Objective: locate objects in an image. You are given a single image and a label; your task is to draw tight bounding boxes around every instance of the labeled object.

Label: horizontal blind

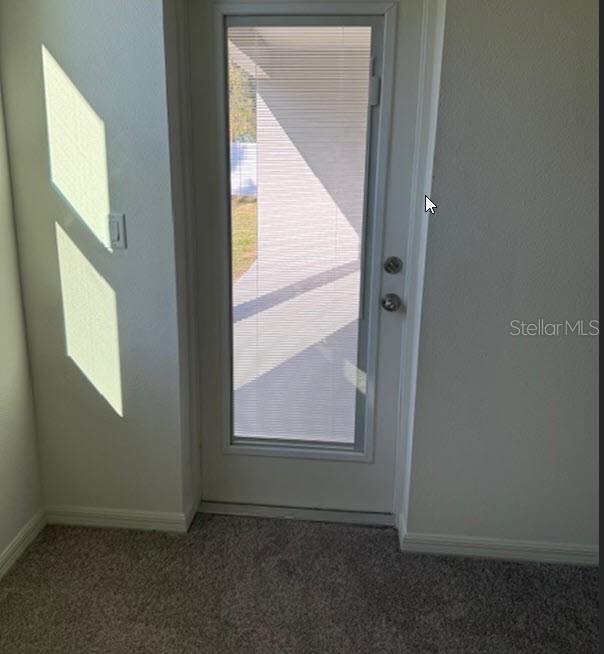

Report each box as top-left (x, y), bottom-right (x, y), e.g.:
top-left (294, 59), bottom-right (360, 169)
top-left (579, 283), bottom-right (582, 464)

top-left (228, 26), bottom-right (372, 443)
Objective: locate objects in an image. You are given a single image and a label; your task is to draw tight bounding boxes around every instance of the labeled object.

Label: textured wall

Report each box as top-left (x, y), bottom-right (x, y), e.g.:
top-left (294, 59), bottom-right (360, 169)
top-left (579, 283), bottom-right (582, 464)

top-left (409, 0), bottom-right (599, 544)
top-left (0, 0), bottom-right (188, 515)
top-left (0, 80), bottom-right (42, 556)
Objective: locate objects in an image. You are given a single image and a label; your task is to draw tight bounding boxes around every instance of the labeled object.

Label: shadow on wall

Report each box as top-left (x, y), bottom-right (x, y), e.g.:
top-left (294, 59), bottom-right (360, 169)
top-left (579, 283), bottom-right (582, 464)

top-left (42, 45), bottom-right (123, 417)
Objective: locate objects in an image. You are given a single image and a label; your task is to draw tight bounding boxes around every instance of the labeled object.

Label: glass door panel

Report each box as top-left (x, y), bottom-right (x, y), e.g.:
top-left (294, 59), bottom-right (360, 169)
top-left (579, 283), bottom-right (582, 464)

top-left (227, 25), bottom-right (373, 444)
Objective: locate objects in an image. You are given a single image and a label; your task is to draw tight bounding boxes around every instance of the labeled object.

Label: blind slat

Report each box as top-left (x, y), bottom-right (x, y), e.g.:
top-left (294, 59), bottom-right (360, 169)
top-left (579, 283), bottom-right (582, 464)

top-left (229, 26), bottom-right (372, 443)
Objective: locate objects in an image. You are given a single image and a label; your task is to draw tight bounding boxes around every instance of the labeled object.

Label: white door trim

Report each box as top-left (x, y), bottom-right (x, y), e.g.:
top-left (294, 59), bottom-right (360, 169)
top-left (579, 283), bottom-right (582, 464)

top-left (392, 0), bottom-right (447, 541)
top-left (162, 0), bottom-right (204, 523)
top-left (213, 0), bottom-right (398, 13)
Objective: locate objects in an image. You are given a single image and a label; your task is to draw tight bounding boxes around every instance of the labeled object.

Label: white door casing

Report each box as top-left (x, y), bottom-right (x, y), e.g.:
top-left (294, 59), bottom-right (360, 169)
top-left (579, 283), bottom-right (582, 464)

top-left (184, 0), bottom-right (446, 523)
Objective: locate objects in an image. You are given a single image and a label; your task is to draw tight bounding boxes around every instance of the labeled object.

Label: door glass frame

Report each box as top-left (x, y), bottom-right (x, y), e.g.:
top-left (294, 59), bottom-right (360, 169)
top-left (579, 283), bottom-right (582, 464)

top-left (215, 9), bottom-right (392, 462)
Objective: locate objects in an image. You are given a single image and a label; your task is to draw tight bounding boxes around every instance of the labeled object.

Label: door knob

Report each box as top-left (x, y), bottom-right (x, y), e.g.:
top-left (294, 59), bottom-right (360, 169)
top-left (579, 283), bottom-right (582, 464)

top-left (381, 293), bottom-right (402, 312)
top-left (383, 256), bottom-right (403, 274)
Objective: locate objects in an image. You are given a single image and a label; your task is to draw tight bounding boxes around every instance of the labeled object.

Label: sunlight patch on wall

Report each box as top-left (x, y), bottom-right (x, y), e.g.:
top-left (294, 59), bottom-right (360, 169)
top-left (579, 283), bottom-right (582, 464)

top-left (43, 46), bottom-right (110, 248)
top-left (56, 224), bottom-right (123, 416)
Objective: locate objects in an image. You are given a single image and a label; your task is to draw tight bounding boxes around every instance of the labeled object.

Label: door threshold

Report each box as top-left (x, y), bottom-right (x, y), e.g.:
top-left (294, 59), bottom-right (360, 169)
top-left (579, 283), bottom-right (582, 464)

top-left (199, 502), bottom-right (395, 527)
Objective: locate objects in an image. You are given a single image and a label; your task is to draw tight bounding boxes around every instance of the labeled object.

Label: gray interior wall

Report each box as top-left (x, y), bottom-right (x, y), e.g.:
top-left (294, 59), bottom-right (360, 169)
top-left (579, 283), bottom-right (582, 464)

top-left (408, 0), bottom-right (599, 545)
top-left (0, 0), bottom-right (189, 516)
top-left (0, 0), bottom-right (597, 548)
top-left (0, 78), bottom-right (42, 556)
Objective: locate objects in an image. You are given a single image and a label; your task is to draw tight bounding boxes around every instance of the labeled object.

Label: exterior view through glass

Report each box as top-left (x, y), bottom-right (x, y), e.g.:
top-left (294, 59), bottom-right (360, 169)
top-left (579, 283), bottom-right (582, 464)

top-left (227, 25), bottom-right (372, 443)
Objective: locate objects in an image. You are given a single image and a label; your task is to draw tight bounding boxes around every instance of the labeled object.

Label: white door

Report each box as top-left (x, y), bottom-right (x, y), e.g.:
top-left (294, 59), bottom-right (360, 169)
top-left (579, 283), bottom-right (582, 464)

top-left (200, 9), bottom-right (404, 520)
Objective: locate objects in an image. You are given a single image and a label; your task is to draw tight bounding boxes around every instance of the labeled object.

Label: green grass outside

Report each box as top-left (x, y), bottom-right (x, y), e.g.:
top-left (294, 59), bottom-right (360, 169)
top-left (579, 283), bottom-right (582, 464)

top-left (231, 196), bottom-right (257, 281)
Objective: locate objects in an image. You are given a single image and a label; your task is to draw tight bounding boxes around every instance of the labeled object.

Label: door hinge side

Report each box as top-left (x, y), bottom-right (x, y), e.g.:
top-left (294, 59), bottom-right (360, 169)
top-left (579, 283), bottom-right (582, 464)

top-left (369, 55), bottom-right (381, 106)
top-left (370, 74), bottom-right (381, 106)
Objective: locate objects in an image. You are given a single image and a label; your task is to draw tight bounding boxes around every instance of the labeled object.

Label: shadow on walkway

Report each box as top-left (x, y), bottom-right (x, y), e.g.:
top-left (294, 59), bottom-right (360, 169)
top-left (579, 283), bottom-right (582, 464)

top-left (233, 260), bottom-right (359, 322)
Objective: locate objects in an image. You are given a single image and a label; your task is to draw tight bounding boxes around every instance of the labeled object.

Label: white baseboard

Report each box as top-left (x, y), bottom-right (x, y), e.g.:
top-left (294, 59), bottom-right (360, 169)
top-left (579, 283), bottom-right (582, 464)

top-left (4, 506), bottom-right (596, 577)
top-left (0, 509), bottom-right (46, 581)
top-left (394, 510), bottom-right (407, 535)
top-left (199, 501), bottom-right (395, 527)
top-left (45, 505), bottom-right (190, 533)
top-left (401, 531), bottom-right (599, 566)
top-left (184, 497), bottom-right (200, 530)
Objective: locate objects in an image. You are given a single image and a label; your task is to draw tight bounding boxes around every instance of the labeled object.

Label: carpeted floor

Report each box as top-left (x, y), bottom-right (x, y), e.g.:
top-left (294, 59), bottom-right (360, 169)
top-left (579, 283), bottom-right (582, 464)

top-left (0, 515), bottom-right (598, 653)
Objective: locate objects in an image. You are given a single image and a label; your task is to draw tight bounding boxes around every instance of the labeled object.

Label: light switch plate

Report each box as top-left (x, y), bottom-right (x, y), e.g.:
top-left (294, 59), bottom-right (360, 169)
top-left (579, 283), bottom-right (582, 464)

top-left (109, 213), bottom-right (127, 249)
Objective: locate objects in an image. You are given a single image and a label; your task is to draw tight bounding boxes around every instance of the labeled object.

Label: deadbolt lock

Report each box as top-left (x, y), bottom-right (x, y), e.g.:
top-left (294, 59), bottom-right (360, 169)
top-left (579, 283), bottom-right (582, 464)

top-left (383, 256), bottom-right (403, 274)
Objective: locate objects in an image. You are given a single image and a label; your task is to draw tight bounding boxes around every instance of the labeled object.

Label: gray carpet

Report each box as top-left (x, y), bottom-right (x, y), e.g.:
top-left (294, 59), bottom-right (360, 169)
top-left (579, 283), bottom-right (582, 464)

top-left (0, 515), bottom-right (598, 653)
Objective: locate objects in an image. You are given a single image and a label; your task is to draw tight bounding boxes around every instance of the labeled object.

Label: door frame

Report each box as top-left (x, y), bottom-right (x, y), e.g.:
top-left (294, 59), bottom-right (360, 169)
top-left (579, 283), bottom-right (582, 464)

top-left (163, 0), bottom-right (447, 530)
top-left (215, 6), bottom-right (397, 462)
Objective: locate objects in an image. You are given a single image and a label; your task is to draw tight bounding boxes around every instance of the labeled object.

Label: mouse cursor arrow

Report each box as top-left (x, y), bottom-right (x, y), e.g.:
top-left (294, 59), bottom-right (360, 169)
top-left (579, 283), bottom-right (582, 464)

top-left (425, 195), bottom-right (437, 214)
